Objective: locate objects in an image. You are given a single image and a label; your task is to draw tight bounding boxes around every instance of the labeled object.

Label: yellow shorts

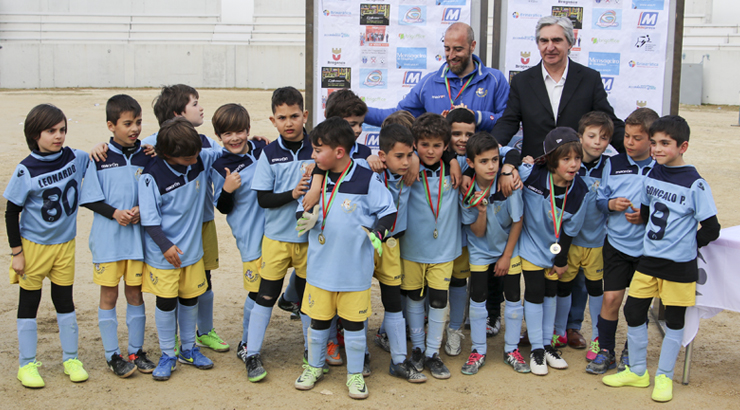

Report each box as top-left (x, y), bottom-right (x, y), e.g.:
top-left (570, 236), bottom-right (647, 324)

top-left (242, 258), bottom-right (262, 293)
top-left (141, 258), bottom-right (207, 299)
top-left (302, 283), bottom-right (372, 322)
top-left (260, 237), bottom-right (307, 281)
top-left (93, 260), bottom-right (144, 287)
top-left (563, 245), bottom-right (604, 282)
top-left (470, 256), bottom-right (523, 276)
top-left (401, 259), bottom-right (454, 291)
top-left (9, 238), bottom-right (75, 290)
top-left (628, 271), bottom-right (696, 307)
top-left (451, 247), bottom-right (471, 279)
top-left (521, 258), bottom-right (557, 280)
top-left (202, 220), bottom-right (219, 271)
top-left (373, 241), bottom-right (402, 286)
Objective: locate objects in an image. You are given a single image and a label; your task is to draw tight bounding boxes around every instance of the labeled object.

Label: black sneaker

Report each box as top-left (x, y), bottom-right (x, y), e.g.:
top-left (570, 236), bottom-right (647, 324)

top-left (410, 347), bottom-right (425, 372)
top-left (425, 353), bottom-right (451, 379)
top-left (389, 359), bottom-right (427, 383)
top-left (236, 341), bottom-right (248, 364)
top-left (277, 294), bottom-right (299, 314)
top-left (362, 353), bottom-right (371, 377)
top-left (246, 354), bottom-right (267, 382)
top-left (108, 353), bottom-right (137, 378)
top-left (618, 348), bottom-right (629, 372)
top-left (586, 349), bottom-right (616, 374)
top-left (128, 349), bottom-right (156, 374)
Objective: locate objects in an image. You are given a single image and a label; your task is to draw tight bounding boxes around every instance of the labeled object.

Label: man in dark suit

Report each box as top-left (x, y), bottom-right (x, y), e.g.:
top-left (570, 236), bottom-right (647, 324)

top-left (493, 16), bottom-right (625, 158)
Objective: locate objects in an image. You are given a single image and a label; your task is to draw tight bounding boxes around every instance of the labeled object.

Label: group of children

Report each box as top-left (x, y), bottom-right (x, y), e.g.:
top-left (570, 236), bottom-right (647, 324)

top-left (5, 84), bottom-right (719, 403)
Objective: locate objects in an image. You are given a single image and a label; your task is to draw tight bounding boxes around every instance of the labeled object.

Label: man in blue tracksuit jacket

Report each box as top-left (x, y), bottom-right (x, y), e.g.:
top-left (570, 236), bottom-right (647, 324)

top-left (364, 23), bottom-right (509, 132)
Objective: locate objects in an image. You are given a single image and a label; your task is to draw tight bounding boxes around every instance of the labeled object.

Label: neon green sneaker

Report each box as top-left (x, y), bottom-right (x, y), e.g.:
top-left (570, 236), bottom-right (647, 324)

top-left (294, 364), bottom-right (324, 390)
top-left (63, 358), bottom-right (89, 383)
top-left (602, 366), bottom-right (649, 388)
top-left (652, 374), bottom-right (673, 402)
top-left (347, 373), bottom-right (369, 400)
top-left (17, 361), bottom-right (44, 388)
top-left (196, 328), bottom-right (230, 352)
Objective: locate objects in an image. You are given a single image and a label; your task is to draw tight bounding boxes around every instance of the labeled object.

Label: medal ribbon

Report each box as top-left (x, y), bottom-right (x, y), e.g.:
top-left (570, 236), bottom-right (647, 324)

top-left (421, 160), bottom-right (445, 225)
top-left (384, 170), bottom-right (402, 232)
top-left (444, 67), bottom-right (476, 109)
top-left (463, 174), bottom-right (496, 209)
top-left (548, 173), bottom-right (568, 242)
top-left (320, 160), bottom-right (353, 233)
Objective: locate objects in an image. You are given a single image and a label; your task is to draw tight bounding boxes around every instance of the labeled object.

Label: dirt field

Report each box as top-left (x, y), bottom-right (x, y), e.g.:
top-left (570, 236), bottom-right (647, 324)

top-left (0, 89), bottom-right (738, 409)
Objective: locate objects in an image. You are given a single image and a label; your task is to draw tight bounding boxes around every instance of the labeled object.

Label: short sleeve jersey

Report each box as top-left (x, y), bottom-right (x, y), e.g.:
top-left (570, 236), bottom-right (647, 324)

top-left (572, 155), bottom-right (608, 248)
top-left (80, 139), bottom-right (151, 263)
top-left (138, 149), bottom-right (221, 269)
top-left (4, 147), bottom-right (89, 245)
top-left (381, 169), bottom-right (411, 236)
top-left (250, 133), bottom-right (314, 243)
top-left (211, 141), bottom-right (267, 262)
top-left (518, 163), bottom-right (589, 269)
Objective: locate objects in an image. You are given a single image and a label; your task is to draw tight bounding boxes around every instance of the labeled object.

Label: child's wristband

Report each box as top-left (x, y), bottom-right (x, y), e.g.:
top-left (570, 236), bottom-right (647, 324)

top-left (11, 249), bottom-right (23, 256)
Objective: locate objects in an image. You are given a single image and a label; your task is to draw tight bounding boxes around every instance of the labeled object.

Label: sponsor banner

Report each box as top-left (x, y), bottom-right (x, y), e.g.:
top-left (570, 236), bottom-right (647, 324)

top-left (360, 68), bottom-right (389, 88)
top-left (360, 4), bottom-right (391, 25)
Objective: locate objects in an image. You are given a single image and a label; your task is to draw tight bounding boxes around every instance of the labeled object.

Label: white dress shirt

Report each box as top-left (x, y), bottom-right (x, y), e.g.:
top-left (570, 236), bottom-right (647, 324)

top-left (542, 59), bottom-right (570, 124)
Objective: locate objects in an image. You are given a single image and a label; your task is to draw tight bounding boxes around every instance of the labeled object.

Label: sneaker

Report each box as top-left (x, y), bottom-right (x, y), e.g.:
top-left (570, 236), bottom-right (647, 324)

top-left (63, 358), bottom-right (89, 383)
top-left (586, 338), bottom-right (600, 362)
top-left (347, 373), bottom-right (369, 400)
top-left (294, 364), bottom-right (323, 390)
top-left (652, 374), bottom-right (673, 402)
top-left (618, 348), bottom-right (630, 372)
top-left (586, 349), bottom-right (616, 374)
top-left (17, 361), bottom-right (44, 388)
top-left (236, 341), bottom-right (248, 364)
top-left (602, 366), bottom-right (650, 388)
top-left (303, 350), bottom-right (330, 374)
top-left (290, 312), bottom-right (300, 320)
top-left (374, 331), bottom-right (391, 353)
top-left (444, 327), bottom-right (464, 356)
top-left (552, 332), bottom-right (568, 348)
top-left (410, 347), bottom-right (425, 372)
top-left (196, 328), bottom-right (230, 352)
top-left (461, 350), bottom-right (486, 375)
top-left (178, 346), bottom-right (214, 369)
top-left (326, 341), bottom-right (343, 366)
top-left (425, 353), bottom-right (451, 379)
top-left (129, 349), bottom-right (156, 373)
top-left (486, 316), bottom-right (501, 337)
top-left (246, 354), bottom-right (267, 382)
top-left (530, 349), bottom-right (548, 376)
top-left (389, 359), bottom-right (427, 383)
top-left (362, 353), bottom-right (371, 377)
top-left (107, 353), bottom-right (137, 378)
top-left (152, 354), bottom-right (177, 381)
top-left (544, 345), bottom-right (568, 369)
top-left (504, 349), bottom-right (531, 373)
top-left (277, 293), bottom-right (299, 314)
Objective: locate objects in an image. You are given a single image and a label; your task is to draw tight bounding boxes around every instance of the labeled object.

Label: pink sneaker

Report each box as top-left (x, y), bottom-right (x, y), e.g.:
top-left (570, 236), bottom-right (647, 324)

top-left (586, 338), bottom-right (600, 362)
top-left (551, 332), bottom-right (568, 348)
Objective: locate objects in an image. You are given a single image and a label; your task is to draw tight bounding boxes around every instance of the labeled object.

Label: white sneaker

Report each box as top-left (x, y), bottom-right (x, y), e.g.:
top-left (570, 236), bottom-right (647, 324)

top-left (444, 327), bottom-right (464, 356)
top-left (530, 349), bottom-right (548, 376)
top-left (544, 345), bottom-right (568, 369)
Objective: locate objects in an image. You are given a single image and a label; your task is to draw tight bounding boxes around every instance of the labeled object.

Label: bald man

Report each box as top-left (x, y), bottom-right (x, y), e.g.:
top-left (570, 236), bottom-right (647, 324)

top-left (364, 23), bottom-right (509, 132)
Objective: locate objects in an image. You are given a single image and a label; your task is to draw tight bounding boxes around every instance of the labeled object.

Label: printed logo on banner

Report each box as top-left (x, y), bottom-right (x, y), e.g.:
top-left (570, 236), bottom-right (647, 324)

top-left (402, 71), bottom-right (422, 87)
top-left (398, 33), bottom-right (426, 41)
top-left (588, 52), bottom-right (620, 75)
top-left (512, 35), bottom-right (536, 41)
top-left (602, 76), bottom-right (614, 92)
top-left (636, 100), bottom-right (648, 108)
top-left (591, 37), bottom-right (620, 45)
top-left (323, 10), bottom-right (352, 17)
top-left (442, 8), bottom-right (461, 23)
top-left (628, 60), bottom-right (660, 69)
top-left (435, 54), bottom-right (444, 61)
top-left (632, 0), bottom-right (663, 9)
top-left (332, 48), bottom-right (341, 61)
top-left (362, 26), bottom-right (389, 46)
top-left (633, 33), bottom-right (660, 52)
top-left (360, 69), bottom-right (388, 88)
top-left (592, 9), bottom-right (621, 29)
top-left (511, 11), bottom-right (544, 20)
top-left (512, 0), bottom-right (542, 4)
top-left (552, 6), bottom-right (583, 29)
top-left (436, 0), bottom-right (465, 5)
top-left (637, 12), bottom-right (658, 28)
top-left (361, 49), bottom-right (388, 67)
top-left (520, 51), bottom-right (531, 65)
top-left (360, 4), bottom-right (390, 25)
top-left (396, 47), bottom-right (427, 69)
top-left (360, 132), bottom-right (380, 151)
top-left (628, 84), bottom-right (657, 91)
top-left (321, 67), bottom-right (351, 89)
top-left (594, 0), bottom-right (623, 7)
top-left (360, 96), bottom-right (387, 104)
top-left (324, 32), bottom-right (351, 39)
top-left (399, 5), bottom-right (426, 25)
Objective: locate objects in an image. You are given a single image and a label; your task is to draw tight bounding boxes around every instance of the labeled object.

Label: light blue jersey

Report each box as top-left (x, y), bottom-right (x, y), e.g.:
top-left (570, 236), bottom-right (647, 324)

top-left (211, 141), bottom-right (267, 262)
top-left (518, 163), bottom-right (588, 269)
top-left (382, 169), bottom-right (411, 236)
top-left (4, 147), bottom-right (89, 245)
top-left (251, 133), bottom-right (314, 243)
top-left (138, 149), bottom-right (221, 269)
top-left (80, 140), bottom-right (150, 263)
top-left (572, 156), bottom-right (608, 249)
top-left (596, 153), bottom-right (655, 257)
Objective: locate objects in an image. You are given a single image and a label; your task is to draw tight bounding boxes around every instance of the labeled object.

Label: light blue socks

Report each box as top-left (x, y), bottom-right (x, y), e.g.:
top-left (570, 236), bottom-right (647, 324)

top-left (98, 307), bottom-right (119, 361)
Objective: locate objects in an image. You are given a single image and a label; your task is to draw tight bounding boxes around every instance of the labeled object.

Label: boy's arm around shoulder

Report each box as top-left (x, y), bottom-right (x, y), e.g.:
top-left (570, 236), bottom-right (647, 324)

top-left (693, 178), bottom-right (720, 247)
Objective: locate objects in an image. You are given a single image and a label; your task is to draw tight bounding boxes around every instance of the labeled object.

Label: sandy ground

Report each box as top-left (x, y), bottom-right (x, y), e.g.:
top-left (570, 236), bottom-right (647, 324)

top-left (0, 89), bottom-right (738, 409)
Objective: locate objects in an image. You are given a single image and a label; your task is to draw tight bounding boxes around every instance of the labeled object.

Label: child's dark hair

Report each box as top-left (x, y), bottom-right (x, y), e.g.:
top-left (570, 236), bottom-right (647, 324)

top-left (212, 103), bottom-right (250, 137)
top-left (155, 117), bottom-right (202, 158)
top-left (379, 124), bottom-right (415, 153)
top-left (24, 104), bottom-right (66, 151)
top-left (625, 107), bottom-right (659, 135)
top-left (325, 89), bottom-right (368, 119)
top-left (309, 116), bottom-right (355, 153)
top-left (578, 111), bottom-right (614, 140)
top-left (106, 94), bottom-right (142, 125)
top-left (446, 108), bottom-right (475, 126)
top-left (381, 110), bottom-right (414, 130)
top-left (152, 84), bottom-right (199, 126)
top-left (649, 115), bottom-right (690, 144)
top-left (545, 142), bottom-right (583, 173)
top-left (466, 132), bottom-right (500, 160)
top-left (271, 86), bottom-right (304, 113)
top-left (411, 113), bottom-right (451, 145)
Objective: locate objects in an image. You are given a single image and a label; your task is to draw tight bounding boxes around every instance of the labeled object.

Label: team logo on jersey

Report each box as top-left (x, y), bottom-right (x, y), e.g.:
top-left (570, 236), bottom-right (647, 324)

top-left (476, 87), bottom-right (487, 97)
top-left (341, 199), bottom-right (357, 213)
top-left (195, 180), bottom-right (200, 191)
top-left (444, 177), bottom-right (451, 191)
top-left (261, 261), bottom-right (266, 269)
top-left (244, 269), bottom-right (256, 282)
top-left (308, 293), bottom-right (315, 308)
top-left (17, 169), bottom-right (24, 177)
top-left (493, 203), bottom-right (503, 214)
top-left (590, 180), bottom-right (601, 192)
top-left (198, 279), bottom-right (206, 288)
top-left (698, 182), bottom-right (705, 191)
top-left (145, 177), bottom-right (151, 187)
top-left (149, 271), bottom-right (158, 285)
top-left (94, 264), bottom-right (105, 275)
top-left (300, 163), bottom-right (310, 174)
top-left (134, 168), bottom-right (143, 180)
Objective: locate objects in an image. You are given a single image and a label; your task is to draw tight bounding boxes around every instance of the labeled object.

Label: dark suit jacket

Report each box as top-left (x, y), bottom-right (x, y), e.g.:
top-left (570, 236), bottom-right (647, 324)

top-left (493, 59), bottom-right (625, 158)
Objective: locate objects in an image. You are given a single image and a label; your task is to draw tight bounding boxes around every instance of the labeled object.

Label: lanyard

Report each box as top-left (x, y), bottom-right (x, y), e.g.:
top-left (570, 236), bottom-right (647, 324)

top-left (463, 174), bottom-right (496, 209)
top-left (548, 173), bottom-right (568, 242)
top-left (444, 65), bottom-right (476, 108)
top-left (383, 171), bottom-right (402, 232)
top-left (421, 161), bottom-right (445, 225)
top-left (320, 160), bottom-right (353, 233)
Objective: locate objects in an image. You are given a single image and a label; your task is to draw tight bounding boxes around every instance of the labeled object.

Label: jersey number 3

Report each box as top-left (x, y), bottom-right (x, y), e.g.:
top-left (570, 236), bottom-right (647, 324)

top-left (42, 180), bottom-right (79, 222)
top-left (647, 202), bottom-right (669, 241)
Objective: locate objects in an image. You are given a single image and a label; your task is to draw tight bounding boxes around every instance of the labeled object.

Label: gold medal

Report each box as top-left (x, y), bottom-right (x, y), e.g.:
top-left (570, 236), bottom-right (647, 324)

top-left (387, 237), bottom-right (397, 248)
top-left (318, 233), bottom-right (326, 245)
top-left (550, 243), bottom-right (561, 255)
top-left (433, 228), bottom-right (439, 239)
top-left (481, 198), bottom-right (489, 206)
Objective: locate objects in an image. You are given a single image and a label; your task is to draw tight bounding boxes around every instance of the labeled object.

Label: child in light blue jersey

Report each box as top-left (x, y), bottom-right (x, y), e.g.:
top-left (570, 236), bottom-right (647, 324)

top-left (138, 118), bottom-right (223, 381)
top-left (5, 104), bottom-right (90, 388)
top-left (80, 95), bottom-right (155, 378)
top-left (603, 115), bottom-right (719, 403)
top-left (460, 132), bottom-right (524, 375)
top-left (209, 103), bottom-right (268, 382)
top-left (293, 117), bottom-right (396, 399)
top-left (518, 127), bottom-right (589, 376)
top-left (589, 108), bottom-right (658, 375)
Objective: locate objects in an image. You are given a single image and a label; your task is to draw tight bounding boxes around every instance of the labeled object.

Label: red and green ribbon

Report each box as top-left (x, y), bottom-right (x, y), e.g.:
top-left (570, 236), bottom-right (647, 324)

top-left (320, 160), bottom-right (353, 233)
top-left (421, 160), bottom-right (446, 225)
top-left (463, 174), bottom-right (495, 209)
top-left (548, 173), bottom-right (568, 241)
